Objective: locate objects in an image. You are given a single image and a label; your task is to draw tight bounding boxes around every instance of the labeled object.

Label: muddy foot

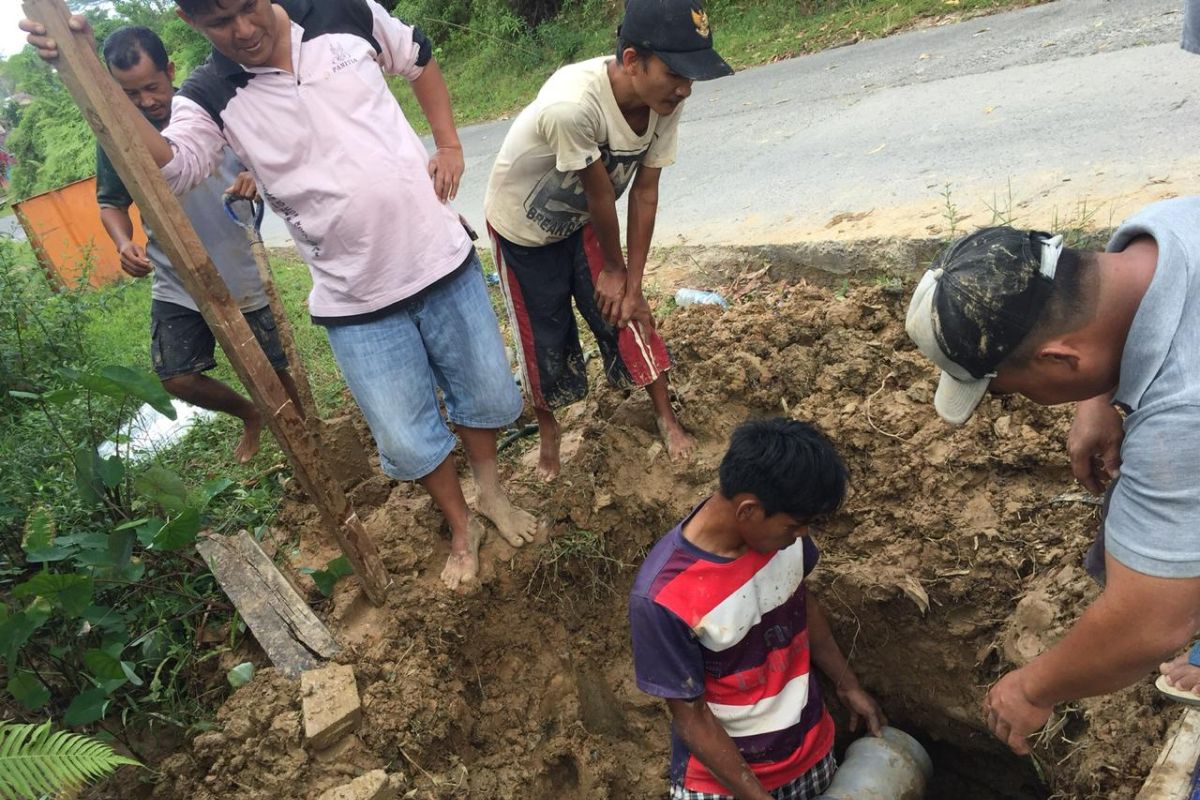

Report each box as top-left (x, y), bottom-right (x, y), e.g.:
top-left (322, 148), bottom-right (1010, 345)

top-left (1160, 650), bottom-right (1200, 693)
top-left (657, 417), bottom-right (696, 462)
top-left (234, 414), bottom-right (264, 464)
top-left (441, 515), bottom-right (485, 592)
top-left (477, 491), bottom-right (538, 547)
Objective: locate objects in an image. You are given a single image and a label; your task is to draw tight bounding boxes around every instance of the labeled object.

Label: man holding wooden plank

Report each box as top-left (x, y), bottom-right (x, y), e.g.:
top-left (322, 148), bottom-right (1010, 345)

top-left (95, 25), bottom-right (302, 464)
top-left (22, 0), bottom-right (537, 592)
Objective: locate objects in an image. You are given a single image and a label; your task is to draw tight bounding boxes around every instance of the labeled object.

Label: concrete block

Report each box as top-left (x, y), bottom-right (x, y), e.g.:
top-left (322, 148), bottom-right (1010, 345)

top-left (301, 664), bottom-right (361, 751)
top-left (317, 770), bottom-right (396, 800)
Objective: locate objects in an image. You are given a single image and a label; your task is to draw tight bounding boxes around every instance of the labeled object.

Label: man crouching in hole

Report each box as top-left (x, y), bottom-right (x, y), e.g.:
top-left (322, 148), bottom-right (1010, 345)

top-left (629, 417), bottom-right (885, 800)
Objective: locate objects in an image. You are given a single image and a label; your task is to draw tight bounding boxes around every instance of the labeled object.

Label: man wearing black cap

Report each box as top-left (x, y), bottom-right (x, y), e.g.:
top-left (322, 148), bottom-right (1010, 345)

top-left (484, 0), bottom-right (733, 480)
top-left (905, 196), bottom-right (1200, 754)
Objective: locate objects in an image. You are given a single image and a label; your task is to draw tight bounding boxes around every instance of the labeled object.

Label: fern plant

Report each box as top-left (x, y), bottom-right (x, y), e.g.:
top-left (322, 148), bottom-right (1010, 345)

top-left (0, 721), bottom-right (140, 800)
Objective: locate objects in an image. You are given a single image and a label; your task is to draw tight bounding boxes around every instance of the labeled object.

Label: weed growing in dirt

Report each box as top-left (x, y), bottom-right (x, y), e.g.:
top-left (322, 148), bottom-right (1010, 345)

top-left (525, 529), bottom-right (633, 609)
top-left (1050, 199), bottom-right (1113, 251)
top-left (986, 178), bottom-right (1019, 228)
top-left (940, 182), bottom-right (962, 238)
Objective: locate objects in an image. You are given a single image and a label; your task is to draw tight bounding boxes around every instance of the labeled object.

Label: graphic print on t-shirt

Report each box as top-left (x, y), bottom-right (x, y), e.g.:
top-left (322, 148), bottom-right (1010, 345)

top-left (522, 145), bottom-right (648, 239)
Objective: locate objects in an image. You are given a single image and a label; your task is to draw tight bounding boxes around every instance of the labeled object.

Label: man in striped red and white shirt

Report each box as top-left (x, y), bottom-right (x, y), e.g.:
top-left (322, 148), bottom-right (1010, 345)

top-left (629, 418), bottom-right (885, 800)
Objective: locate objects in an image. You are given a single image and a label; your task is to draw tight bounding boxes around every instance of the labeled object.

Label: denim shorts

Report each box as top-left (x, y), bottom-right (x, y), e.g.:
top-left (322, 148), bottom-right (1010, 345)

top-left (151, 299), bottom-right (287, 380)
top-left (324, 253), bottom-right (523, 480)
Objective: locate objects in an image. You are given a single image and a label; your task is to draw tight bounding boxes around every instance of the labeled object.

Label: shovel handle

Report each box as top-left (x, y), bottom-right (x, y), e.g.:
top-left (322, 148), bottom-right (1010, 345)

top-left (222, 192), bottom-right (266, 234)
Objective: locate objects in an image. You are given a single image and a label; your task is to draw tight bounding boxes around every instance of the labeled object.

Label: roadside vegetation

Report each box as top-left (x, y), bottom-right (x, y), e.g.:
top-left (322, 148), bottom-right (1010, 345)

top-left (0, 238), bottom-right (338, 768)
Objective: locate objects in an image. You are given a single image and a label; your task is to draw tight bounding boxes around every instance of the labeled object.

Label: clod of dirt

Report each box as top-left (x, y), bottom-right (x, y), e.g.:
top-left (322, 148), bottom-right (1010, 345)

top-left (316, 769), bottom-right (400, 800)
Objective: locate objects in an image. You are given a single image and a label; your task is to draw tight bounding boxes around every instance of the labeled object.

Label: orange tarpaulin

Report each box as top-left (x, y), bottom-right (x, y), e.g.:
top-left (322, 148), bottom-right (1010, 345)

top-left (14, 175), bottom-right (147, 289)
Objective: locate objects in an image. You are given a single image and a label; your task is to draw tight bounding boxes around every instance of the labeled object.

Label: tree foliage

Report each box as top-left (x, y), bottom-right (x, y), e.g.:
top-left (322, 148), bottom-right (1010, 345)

top-left (1, 0), bottom-right (208, 200)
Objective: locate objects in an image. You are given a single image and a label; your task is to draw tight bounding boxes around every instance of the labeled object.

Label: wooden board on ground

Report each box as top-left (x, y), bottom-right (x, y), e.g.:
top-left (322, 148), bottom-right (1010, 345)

top-left (1136, 708), bottom-right (1200, 799)
top-left (198, 531), bottom-right (339, 677)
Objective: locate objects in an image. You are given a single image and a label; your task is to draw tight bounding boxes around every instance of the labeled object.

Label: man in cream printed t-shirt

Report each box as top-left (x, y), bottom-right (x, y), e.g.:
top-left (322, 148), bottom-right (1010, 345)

top-left (485, 0), bottom-right (733, 481)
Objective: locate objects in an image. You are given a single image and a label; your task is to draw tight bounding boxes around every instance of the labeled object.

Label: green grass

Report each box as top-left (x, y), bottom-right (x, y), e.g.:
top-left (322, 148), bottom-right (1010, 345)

top-left (74, 253), bottom-right (344, 503)
top-left (81, 255), bottom-right (342, 415)
top-left (394, 0), bottom-right (1046, 130)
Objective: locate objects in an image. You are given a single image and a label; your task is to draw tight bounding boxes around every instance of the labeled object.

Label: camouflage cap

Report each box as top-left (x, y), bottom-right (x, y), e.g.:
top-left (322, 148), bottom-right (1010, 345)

top-left (905, 227), bottom-right (1064, 424)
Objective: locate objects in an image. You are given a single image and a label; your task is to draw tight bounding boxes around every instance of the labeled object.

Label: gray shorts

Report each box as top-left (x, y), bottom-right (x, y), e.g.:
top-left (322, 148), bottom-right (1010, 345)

top-left (150, 299), bottom-right (287, 380)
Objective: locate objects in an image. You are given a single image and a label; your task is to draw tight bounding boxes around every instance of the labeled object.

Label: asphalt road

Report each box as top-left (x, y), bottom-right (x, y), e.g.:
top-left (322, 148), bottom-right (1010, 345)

top-left (0, 213), bottom-right (23, 241)
top-left (431, 0), bottom-right (1197, 249)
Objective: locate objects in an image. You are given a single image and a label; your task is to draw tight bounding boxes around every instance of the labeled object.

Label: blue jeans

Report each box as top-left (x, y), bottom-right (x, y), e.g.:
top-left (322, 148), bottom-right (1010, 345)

top-left (325, 254), bottom-right (523, 480)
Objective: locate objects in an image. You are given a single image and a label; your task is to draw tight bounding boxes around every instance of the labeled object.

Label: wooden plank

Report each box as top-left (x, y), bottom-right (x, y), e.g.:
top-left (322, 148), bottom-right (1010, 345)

top-left (197, 532), bottom-right (338, 677)
top-left (1136, 708), bottom-right (1200, 800)
top-left (25, 0), bottom-right (390, 604)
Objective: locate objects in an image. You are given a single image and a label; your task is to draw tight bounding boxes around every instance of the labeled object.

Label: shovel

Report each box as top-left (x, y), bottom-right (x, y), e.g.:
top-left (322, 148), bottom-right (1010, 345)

top-left (223, 193), bottom-right (319, 421)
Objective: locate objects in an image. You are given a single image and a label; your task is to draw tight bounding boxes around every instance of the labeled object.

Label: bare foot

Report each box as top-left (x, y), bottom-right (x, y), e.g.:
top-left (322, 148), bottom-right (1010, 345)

top-left (477, 490), bottom-right (538, 547)
top-left (441, 515), bottom-right (485, 592)
top-left (657, 417), bottom-right (696, 461)
top-left (234, 413), bottom-right (263, 464)
top-left (1160, 650), bottom-right (1200, 694)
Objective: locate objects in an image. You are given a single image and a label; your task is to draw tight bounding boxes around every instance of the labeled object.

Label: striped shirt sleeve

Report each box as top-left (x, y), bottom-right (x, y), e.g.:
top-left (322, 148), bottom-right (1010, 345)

top-left (629, 593), bottom-right (706, 700)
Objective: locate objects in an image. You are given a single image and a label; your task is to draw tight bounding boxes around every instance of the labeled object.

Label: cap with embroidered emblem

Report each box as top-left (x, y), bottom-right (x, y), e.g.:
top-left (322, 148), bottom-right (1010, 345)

top-left (618, 0), bottom-right (734, 81)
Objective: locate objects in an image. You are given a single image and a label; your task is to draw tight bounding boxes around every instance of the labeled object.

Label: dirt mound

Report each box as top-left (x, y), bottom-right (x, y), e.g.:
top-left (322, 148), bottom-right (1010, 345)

top-left (140, 281), bottom-right (1173, 800)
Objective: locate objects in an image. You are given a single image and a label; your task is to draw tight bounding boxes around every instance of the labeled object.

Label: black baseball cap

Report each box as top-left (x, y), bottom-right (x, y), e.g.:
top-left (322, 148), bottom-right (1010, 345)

top-left (618, 0), bottom-right (734, 81)
top-left (905, 227), bottom-right (1065, 424)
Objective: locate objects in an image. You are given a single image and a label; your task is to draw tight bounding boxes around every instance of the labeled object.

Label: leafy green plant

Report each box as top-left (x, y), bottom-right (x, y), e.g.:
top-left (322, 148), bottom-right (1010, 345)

top-left (3, 359), bottom-right (239, 737)
top-left (0, 720), bottom-right (140, 800)
top-left (301, 555), bottom-right (354, 597)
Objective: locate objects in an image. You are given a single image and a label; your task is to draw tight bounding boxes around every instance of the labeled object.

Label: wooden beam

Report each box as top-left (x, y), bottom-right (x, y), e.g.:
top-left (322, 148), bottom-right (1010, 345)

top-left (25, 0), bottom-right (390, 604)
top-left (197, 532), bottom-right (339, 677)
top-left (1136, 708), bottom-right (1200, 800)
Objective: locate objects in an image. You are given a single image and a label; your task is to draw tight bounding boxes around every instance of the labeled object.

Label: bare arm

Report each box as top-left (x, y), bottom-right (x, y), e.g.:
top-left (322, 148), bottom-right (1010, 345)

top-left (625, 165), bottom-right (659, 292)
top-left (99, 206), bottom-right (135, 251)
top-left (99, 206), bottom-right (151, 278)
top-left (986, 554), bottom-right (1200, 754)
top-left (1067, 394), bottom-right (1123, 494)
top-left (667, 698), bottom-right (774, 800)
top-left (618, 165), bottom-right (660, 327)
top-left (410, 59), bottom-right (463, 201)
top-left (808, 594), bottom-right (886, 735)
top-left (578, 160), bottom-right (628, 326)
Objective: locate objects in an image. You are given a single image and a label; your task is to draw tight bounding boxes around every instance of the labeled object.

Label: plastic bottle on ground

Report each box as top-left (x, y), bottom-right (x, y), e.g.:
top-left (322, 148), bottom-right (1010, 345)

top-left (674, 288), bottom-right (728, 308)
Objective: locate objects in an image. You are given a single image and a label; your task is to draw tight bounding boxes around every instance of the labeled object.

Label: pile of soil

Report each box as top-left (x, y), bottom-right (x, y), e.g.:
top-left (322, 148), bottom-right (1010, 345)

top-left (135, 280), bottom-right (1173, 800)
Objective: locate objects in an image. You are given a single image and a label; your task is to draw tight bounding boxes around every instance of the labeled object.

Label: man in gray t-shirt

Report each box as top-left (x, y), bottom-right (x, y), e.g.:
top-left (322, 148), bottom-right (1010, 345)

top-left (97, 26), bottom-right (302, 463)
top-left (904, 197), bottom-right (1200, 755)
